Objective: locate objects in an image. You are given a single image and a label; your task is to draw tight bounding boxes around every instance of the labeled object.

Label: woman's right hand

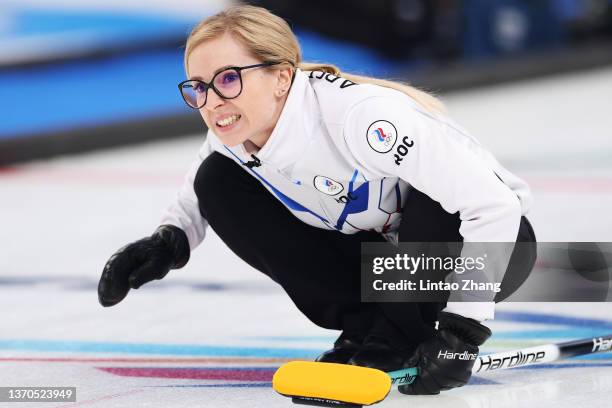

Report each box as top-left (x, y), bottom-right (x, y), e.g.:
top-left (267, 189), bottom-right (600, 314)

top-left (97, 225), bottom-right (190, 307)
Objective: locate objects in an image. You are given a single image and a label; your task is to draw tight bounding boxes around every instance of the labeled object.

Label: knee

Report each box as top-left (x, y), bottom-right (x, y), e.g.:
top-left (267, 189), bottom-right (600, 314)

top-left (194, 152), bottom-right (243, 218)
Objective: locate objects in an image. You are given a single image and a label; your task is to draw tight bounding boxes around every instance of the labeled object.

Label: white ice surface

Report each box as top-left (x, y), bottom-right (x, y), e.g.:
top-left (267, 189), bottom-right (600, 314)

top-left (1, 66), bottom-right (612, 407)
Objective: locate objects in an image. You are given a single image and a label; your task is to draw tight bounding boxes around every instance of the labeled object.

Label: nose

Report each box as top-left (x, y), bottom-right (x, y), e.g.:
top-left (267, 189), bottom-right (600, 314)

top-left (202, 88), bottom-right (225, 112)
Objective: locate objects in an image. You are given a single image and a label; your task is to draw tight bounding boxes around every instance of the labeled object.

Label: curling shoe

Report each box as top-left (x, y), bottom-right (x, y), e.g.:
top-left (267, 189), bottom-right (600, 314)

top-left (346, 335), bottom-right (415, 372)
top-left (315, 332), bottom-right (365, 364)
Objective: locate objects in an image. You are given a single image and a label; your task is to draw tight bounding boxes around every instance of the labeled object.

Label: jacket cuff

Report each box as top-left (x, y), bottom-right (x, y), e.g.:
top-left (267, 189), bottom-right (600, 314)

top-left (442, 301), bottom-right (495, 322)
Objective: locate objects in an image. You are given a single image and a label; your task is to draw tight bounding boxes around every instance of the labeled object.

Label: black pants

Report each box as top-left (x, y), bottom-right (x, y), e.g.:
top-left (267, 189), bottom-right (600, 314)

top-left (194, 152), bottom-right (536, 344)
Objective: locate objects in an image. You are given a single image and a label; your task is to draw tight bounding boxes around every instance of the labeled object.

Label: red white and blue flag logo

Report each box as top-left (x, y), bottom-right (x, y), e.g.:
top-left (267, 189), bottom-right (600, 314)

top-left (367, 120), bottom-right (397, 153)
top-left (314, 176), bottom-right (344, 196)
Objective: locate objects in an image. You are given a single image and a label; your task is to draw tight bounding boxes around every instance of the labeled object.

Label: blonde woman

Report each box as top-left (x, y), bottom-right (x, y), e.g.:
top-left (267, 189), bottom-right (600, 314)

top-left (98, 5), bottom-right (536, 395)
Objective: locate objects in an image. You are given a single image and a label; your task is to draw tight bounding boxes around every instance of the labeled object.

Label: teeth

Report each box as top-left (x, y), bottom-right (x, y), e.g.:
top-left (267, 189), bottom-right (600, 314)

top-left (216, 114), bottom-right (241, 127)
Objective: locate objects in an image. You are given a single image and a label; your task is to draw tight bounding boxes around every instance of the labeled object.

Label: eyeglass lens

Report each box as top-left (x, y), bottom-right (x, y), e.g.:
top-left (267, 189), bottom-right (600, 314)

top-left (180, 68), bottom-right (243, 108)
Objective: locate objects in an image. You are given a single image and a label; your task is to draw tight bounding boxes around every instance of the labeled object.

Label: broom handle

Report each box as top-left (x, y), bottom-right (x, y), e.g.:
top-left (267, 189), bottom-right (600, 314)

top-left (386, 334), bottom-right (612, 385)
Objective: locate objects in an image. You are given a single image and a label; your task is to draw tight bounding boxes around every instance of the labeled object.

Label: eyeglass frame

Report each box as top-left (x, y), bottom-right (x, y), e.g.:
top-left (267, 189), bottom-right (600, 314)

top-left (178, 61), bottom-right (282, 109)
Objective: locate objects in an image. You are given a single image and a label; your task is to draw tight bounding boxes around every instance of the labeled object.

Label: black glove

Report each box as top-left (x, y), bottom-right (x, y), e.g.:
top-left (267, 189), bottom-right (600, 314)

top-left (98, 225), bottom-right (190, 307)
top-left (398, 311), bottom-right (491, 395)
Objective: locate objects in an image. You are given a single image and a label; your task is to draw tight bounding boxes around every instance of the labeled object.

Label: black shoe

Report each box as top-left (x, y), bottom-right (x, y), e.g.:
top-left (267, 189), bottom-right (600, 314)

top-left (347, 311), bottom-right (423, 372)
top-left (315, 332), bottom-right (365, 364)
top-left (347, 335), bottom-right (415, 372)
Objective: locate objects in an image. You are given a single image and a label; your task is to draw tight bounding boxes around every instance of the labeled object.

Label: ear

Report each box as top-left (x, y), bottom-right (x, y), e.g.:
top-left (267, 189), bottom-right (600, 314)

top-left (275, 66), bottom-right (294, 97)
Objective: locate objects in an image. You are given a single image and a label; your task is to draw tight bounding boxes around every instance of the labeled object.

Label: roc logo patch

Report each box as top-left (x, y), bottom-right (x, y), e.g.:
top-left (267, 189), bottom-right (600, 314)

top-left (366, 120), bottom-right (397, 153)
top-left (314, 176), bottom-right (344, 196)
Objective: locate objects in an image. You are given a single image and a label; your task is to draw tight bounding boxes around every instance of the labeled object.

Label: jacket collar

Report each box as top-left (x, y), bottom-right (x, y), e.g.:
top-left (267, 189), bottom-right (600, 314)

top-left (251, 69), bottom-right (317, 170)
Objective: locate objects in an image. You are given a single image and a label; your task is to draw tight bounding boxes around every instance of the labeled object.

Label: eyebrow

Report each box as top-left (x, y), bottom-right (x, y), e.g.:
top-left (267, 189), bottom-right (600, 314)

top-left (189, 65), bottom-right (235, 82)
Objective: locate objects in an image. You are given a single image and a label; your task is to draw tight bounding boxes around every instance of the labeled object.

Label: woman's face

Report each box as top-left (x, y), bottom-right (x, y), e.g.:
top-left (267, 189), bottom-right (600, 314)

top-left (187, 32), bottom-right (293, 148)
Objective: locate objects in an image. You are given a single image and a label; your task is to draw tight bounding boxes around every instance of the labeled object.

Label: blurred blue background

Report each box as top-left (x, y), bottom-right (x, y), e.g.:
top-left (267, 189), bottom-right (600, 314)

top-left (1, 0), bottom-right (611, 164)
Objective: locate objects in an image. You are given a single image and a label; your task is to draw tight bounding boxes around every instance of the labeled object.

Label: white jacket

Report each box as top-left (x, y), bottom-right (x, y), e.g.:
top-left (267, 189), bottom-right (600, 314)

top-left (161, 69), bottom-right (532, 321)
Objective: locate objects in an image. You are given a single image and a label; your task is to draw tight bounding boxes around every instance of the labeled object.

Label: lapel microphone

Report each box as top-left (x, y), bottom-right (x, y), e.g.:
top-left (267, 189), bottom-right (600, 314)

top-left (244, 154), bottom-right (261, 168)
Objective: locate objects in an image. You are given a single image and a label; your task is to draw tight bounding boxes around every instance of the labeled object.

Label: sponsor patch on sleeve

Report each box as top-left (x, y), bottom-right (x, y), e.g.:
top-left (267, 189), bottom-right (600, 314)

top-left (366, 120), bottom-right (398, 153)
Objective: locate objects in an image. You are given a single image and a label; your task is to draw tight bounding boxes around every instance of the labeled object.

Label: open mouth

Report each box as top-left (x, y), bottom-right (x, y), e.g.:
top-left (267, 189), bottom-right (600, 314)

top-left (216, 114), bottom-right (242, 128)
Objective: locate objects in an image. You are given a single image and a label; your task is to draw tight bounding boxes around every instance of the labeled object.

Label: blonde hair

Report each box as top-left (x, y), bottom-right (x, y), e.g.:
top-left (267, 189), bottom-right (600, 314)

top-left (185, 5), bottom-right (445, 114)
